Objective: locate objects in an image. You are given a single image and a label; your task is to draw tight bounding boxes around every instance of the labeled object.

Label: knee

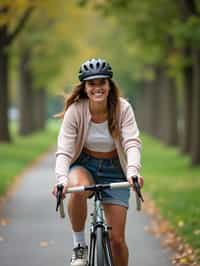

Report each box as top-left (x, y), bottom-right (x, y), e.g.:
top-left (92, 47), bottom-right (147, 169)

top-left (70, 183), bottom-right (86, 199)
top-left (110, 234), bottom-right (126, 251)
top-left (68, 178), bottom-right (90, 199)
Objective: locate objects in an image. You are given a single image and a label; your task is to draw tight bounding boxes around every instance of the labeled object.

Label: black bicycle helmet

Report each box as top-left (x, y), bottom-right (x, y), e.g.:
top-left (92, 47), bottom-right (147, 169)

top-left (78, 58), bottom-right (113, 82)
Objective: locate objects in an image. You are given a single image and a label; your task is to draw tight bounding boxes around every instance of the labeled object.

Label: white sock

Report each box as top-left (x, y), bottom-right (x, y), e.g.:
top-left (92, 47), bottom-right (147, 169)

top-left (72, 230), bottom-right (86, 248)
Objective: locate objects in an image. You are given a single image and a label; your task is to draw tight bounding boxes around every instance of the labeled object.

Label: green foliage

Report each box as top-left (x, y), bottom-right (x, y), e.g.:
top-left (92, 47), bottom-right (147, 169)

top-left (13, 3), bottom-right (77, 91)
top-left (171, 16), bottom-right (200, 47)
top-left (87, 0), bottom-right (200, 84)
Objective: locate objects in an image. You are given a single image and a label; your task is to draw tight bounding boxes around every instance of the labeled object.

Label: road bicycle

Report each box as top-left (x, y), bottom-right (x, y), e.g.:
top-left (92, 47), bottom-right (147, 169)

top-left (56, 176), bottom-right (144, 266)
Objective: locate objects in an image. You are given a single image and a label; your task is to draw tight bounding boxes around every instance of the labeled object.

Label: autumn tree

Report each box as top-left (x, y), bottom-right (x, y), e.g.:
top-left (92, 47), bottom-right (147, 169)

top-left (0, 2), bottom-right (33, 141)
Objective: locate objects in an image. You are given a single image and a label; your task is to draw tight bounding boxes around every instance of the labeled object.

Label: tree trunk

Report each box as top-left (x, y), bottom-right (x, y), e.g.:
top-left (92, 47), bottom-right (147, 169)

top-left (0, 6), bottom-right (33, 142)
top-left (33, 88), bottom-right (46, 130)
top-left (181, 46), bottom-right (193, 153)
top-left (0, 28), bottom-right (10, 142)
top-left (18, 48), bottom-right (35, 135)
top-left (159, 69), bottom-right (178, 146)
top-left (190, 48), bottom-right (200, 165)
top-left (140, 69), bottom-right (163, 139)
top-left (134, 83), bottom-right (146, 132)
top-left (165, 76), bottom-right (178, 146)
top-left (151, 66), bottom-right (163, 139)
top-left (142, 79), bottom-right (155, 135)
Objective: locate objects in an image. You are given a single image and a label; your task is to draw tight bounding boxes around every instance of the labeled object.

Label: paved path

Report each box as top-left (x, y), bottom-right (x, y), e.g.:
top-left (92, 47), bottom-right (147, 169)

top-left (0, 152), bottom-right (173, 266)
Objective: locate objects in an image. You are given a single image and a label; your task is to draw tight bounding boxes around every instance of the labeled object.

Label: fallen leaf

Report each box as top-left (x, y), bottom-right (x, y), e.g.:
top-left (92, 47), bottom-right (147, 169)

top-left (193, 230), bottom-right (200, 235)
top-left (40, 241), bottom-right (49, 248)
top-left (0, 217), bottom-right (10, 226)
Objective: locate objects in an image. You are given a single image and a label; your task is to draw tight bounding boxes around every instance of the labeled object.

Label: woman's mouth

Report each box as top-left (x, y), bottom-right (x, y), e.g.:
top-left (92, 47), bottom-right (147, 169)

top-left (92, 91), bottom-right (104, 96)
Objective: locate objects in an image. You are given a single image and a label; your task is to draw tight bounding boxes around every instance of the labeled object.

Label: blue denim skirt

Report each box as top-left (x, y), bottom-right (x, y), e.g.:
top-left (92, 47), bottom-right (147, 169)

top-left (69, 151), bottom-right (130, 208)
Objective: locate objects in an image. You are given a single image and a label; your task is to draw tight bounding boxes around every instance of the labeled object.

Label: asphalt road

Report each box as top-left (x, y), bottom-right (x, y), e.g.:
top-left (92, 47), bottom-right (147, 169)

top-left (0, 152), bottom-right (173, 266)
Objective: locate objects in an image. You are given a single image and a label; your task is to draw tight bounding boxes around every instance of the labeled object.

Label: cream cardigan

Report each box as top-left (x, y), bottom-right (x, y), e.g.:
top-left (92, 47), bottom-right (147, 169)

top-left (55, 97), bottom-right (142, 184)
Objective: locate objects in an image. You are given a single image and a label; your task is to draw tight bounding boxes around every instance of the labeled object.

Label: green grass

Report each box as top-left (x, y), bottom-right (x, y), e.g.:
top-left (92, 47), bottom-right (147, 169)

top-left (0, 120), bottom-right (60, 196)
top-left (141, 134), bottom-right (200, 259)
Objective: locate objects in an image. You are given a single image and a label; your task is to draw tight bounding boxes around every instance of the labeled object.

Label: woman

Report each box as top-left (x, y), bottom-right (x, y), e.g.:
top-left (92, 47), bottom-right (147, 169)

top-left (53, 58), bottom-right (143, 266)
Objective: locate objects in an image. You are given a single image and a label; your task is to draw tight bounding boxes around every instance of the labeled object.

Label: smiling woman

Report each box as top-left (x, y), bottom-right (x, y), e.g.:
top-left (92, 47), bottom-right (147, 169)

top-left (53, 58), bottom-right (143, 266)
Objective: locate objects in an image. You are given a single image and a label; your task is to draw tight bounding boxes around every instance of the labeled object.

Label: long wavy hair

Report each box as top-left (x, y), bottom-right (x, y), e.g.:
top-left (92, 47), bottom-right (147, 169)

top-left (56, 79), bottom-right (121, 139)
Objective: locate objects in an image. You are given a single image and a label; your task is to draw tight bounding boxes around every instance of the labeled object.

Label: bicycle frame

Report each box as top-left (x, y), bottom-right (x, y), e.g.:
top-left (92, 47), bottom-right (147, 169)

top-left (92, 190), bottom-right (106, 225)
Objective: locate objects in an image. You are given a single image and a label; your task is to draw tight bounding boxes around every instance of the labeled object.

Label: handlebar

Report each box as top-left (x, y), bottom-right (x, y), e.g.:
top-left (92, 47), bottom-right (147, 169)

top-left (56, 176), bottom-right (144, 217)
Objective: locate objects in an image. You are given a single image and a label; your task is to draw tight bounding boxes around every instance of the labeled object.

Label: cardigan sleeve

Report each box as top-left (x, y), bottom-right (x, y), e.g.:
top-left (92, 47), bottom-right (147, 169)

top-left (55, 104), bottom-right (78, 184)
top-left (120, 102), bottom-right (142, 179)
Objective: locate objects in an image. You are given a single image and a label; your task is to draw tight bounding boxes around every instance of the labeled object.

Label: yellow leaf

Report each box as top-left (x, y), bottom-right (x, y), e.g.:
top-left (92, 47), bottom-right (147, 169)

top-left (180, 257), bottom-right (188, 264)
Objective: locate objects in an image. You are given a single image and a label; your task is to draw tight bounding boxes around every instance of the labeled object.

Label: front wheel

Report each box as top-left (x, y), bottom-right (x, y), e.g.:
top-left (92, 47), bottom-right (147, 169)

top-left (96, 226), bottom-right (114, 266)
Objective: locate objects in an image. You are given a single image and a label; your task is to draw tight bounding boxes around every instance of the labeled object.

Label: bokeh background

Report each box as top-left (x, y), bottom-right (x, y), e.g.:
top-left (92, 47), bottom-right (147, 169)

top-left (0, 0), bottom-right (200, 263)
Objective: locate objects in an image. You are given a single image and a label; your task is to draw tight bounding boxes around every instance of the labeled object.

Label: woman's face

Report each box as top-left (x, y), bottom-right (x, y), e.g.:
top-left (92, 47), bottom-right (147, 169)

top-left (84, 78), bottom-right (110, 103)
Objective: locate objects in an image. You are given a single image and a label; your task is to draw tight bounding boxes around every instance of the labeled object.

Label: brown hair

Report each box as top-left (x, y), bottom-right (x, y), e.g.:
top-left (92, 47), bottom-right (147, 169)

top-left (56, 79), bottom-right (121, 139)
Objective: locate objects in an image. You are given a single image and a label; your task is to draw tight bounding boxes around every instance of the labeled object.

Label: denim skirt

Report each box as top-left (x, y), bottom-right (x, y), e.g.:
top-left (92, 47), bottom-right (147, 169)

top-left (69, 151), bottom-right (130, 208)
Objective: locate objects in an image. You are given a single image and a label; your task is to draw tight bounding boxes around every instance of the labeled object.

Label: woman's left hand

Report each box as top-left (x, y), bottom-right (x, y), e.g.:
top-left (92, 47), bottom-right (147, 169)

top-left (128, 176), bottom-right (144, 190)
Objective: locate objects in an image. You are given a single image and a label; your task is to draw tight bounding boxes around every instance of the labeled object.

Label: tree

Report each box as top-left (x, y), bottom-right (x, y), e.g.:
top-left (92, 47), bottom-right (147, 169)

top-left (0, 3), bottom-right (33, 141)
top-left (177, 0), bottom-right (200, 164)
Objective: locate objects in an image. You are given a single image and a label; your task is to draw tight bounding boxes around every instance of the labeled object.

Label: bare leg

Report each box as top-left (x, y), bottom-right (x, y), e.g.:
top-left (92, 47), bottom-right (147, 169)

top-left (103, 204), bottom-right (129, 266)
top-left (67, 167), bottom-right (94, 232)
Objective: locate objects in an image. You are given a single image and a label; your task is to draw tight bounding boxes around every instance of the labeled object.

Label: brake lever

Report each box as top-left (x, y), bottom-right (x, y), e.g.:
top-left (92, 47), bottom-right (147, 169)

top-left (56, 184), bottom-right (62, 211)
top-left (56, 184), bottom-right (65, 218)
top-left (132, 176), bottom-right (144, 202)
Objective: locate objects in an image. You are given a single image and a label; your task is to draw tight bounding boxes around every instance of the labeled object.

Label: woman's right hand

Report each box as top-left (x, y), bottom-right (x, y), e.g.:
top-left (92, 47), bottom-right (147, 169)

top-left (62, 183), bottom-right (69, 198)
top-left (52, 182), bottom-right (68, 198)
top-left (52, 184), bottom-right (58, 197)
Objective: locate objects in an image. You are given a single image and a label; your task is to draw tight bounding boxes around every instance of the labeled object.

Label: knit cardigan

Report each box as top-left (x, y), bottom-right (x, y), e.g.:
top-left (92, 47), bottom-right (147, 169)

top-left (55, 97), bottom-right (142, 184)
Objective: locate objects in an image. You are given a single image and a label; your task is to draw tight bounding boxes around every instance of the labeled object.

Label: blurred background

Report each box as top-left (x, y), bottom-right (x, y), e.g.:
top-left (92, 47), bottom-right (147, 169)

top-left (0, 0), bottom-right (200, 263)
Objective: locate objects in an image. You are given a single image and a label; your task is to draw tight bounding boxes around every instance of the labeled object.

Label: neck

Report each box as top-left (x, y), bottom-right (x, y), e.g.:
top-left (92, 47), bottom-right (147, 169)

top-left (89, 100), bottom-right (107, 115)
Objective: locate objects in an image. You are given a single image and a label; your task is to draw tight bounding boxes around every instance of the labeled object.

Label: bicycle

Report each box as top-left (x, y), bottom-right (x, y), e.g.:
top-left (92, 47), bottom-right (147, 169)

top-left (56, 176), bottom-right (144, 266)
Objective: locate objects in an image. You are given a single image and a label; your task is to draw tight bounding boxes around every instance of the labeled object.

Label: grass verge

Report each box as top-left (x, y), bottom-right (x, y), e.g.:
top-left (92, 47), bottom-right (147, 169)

top-left (141, 134), bottom-right (200, 261)
top-left (0, 120), bottom-right (59, 196)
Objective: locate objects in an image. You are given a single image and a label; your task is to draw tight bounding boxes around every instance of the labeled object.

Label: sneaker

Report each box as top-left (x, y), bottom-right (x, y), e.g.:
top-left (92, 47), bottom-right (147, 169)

top-left (70, 244), bottom-right (88, 266)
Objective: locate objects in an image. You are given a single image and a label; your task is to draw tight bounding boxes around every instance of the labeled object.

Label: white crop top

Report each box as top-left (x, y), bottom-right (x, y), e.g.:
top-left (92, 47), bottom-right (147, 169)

top-left (84, 120), bottom-right (115, 152)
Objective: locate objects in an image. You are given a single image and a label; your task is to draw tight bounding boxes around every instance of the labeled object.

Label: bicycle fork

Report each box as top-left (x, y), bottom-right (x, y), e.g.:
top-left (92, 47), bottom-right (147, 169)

top-left (88, 198), bottom-right (112, 266)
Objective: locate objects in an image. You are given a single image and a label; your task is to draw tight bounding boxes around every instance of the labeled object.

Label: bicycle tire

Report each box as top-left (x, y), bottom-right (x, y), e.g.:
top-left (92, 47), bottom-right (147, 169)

top-left (96, 226), bottom-right (105, 266)
top-left (89, 233), bottom-right (96, 266)
top-left (135, 192), bottom-right (141, 211)
top-left (102, 231), bottom-right (114, 266)
top-left (96, 226), bottom-right (114, 266)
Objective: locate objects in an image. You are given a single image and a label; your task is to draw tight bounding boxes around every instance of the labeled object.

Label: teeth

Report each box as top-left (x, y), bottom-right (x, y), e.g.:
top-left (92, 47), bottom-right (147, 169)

top-left (93, 92), bottom-right (103, 96)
